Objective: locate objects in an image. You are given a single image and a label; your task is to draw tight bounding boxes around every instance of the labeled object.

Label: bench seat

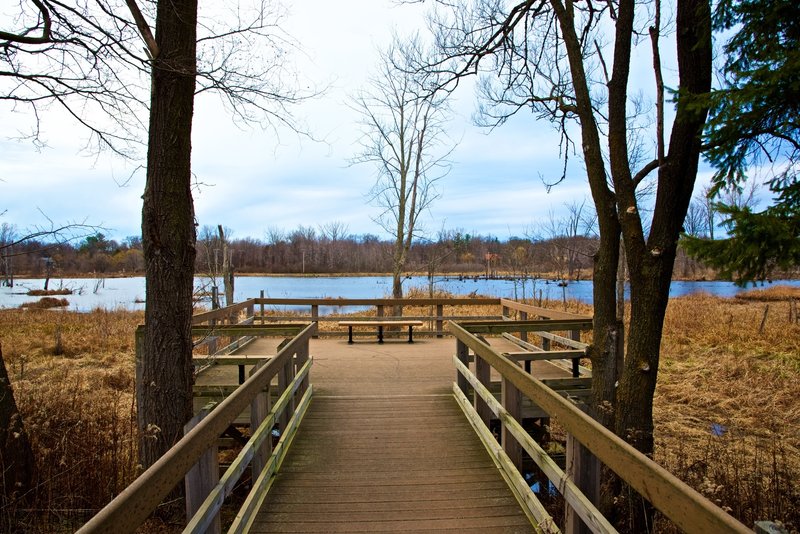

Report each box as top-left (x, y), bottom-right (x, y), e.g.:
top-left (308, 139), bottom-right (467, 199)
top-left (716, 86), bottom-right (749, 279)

top-left (337, 320), bottom-right (425, 344)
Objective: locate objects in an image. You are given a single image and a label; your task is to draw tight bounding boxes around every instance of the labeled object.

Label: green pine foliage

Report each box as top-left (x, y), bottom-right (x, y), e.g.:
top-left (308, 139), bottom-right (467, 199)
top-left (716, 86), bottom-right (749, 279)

top-left (686, 0), bottom-right (800, 283)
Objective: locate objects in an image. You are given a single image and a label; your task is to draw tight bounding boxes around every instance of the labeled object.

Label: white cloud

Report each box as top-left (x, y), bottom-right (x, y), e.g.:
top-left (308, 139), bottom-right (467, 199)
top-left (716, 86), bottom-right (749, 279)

top-left (7, 0), bottom-right (698, 244)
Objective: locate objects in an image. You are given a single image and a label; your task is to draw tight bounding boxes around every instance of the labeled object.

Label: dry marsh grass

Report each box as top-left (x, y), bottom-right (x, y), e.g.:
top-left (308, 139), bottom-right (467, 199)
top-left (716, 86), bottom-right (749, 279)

top-left (0, 287), bottom-right (797, 531)
top-left (654, 290), bottom-right (800, 531)
top-left (19, 297), bottom-right (70, 310)
top-left (0, 308), bottom-right (141, 532)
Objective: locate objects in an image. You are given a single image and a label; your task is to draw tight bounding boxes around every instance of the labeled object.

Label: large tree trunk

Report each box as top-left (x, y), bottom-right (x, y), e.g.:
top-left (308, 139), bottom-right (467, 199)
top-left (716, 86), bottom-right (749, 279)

top-left (550, 0), bottom-right (621, 432)
top-left (137, 0), bottom-right (198, 470)
top-left (613, 0), bottom-right (711, 529)
top-left (615, 0), bottom-right (711, 459)
top-left (0, 345), bottom-right (35, 528)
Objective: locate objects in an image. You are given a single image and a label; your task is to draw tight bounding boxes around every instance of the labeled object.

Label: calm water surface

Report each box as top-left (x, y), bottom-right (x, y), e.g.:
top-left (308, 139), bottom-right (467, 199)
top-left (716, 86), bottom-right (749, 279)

top-left (1, 275), bottom-right (797, 312)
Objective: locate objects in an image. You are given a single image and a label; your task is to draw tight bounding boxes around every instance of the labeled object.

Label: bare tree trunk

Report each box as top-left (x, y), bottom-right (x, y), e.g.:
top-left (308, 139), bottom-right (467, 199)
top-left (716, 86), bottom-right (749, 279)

top-left (138, 0), bottom-right (198, 471)
top-left (0, 344), bottom-right (35, 528)
top-left (218, 225), bottom-right (234, 306)
top-left (613, 0), bottom-right (711, 529)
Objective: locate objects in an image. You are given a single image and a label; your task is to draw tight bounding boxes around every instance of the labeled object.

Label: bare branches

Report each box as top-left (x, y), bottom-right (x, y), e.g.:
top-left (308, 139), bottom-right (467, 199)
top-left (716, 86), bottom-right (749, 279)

top-left (2, 0), bottom-right (318, 157)
top-left (0, 216), bottom-right (101, 258)
top-left (124, 0), bottom-right (158, 58)
top-left (352, 35), bottom-right (456, 297)
top-left (0, 0), bottom-right (52, 45)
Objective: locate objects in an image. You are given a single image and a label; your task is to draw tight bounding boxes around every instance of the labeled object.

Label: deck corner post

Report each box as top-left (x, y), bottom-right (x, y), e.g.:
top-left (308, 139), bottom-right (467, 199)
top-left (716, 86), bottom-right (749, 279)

top-left (519, 310), bottom-right (528, 343)
top-left (259, 290), bottom-right (265, 324)
top-left (184, 407), bottom-right (221, 534)
top-left (501, 376), bottom-right (522, 471)
top-left (311, 305), bottom-right (319, 338)
top-left (456, 340), bottom-right (469, 395)
top-left (436, 304), bottom-right (444, 338)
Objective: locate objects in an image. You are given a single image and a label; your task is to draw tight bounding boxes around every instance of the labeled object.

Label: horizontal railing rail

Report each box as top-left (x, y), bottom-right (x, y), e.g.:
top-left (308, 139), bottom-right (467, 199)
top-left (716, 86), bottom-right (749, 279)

top-left (250, 295), bottom-right (508, 339)
top-left (449, 321), bottom-right (751, 534)
top-left (78, 322), bottom-right (316, 534)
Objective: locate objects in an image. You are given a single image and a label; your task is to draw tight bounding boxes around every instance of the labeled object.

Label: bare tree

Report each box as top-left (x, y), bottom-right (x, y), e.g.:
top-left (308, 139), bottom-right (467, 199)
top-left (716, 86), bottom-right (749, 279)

top-left (319, 221), bottom-right (350, 271)
top-left (541, 200), bottom-right (597, 280)
top-left (419, 1), bottom-right (712, 527)
top-left (3, 0), bottom-right (314, 474)
top-left (352, 37), bottom-right (454, 299)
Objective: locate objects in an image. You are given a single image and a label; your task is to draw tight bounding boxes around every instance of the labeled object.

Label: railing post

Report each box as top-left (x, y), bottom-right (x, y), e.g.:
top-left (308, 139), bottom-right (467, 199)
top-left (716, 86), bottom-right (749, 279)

top-left (185, 406), bottom-right (221, 534)
top-left (295, 339), bottom-right (309, 398)
top-left (211, 286), bottom-right (219, 310)
top-left (376, 304), bottom-right (384, 341)
top-left (502, 304), bottom-right (509, 319)
top-left (474, 354), bottom-right (492, 426)
top-left (501, 376), bottom-right (522, 471)
top-left (249, 361), bottom-right (271, 478)
top-left (571, 329), bottom-right (580, 377)
top-left (565, 420), bottom-right (600, 534)
top-left (519, 310), bottom-right (528, 343)
top-left (311, 305), bottom-right (319, 339)
top-left (278, 354), bottom-right (295, 434)
top-left (436, 304), bottom-right (444, 338)
top-left (456, 340), bottom-right (469, 395)
top-left (259, 290), bottom-right (265, 325)
top-left (246, 301), bottom-right (254, 322)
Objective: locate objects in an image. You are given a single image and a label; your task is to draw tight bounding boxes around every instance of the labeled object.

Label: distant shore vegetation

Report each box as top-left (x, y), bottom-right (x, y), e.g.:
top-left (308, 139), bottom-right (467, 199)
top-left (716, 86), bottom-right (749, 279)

top-left (2, 226), bottom-right (797, 283)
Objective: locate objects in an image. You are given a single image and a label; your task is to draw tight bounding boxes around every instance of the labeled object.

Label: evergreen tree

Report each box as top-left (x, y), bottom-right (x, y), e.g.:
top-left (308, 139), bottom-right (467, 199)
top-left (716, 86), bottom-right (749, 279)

top-left (684, 0), bottom-right (800, 283)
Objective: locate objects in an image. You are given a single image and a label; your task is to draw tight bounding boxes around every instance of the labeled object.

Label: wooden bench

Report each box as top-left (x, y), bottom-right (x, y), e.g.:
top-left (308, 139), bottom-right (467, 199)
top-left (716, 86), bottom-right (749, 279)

top-left (338, 320), bottom-right (425, 344)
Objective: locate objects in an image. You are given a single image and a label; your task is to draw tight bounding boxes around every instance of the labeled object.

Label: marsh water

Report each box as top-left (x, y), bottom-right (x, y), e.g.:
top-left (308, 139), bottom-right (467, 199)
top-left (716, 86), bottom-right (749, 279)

top-left (1, 275), bottom-right (797, 312)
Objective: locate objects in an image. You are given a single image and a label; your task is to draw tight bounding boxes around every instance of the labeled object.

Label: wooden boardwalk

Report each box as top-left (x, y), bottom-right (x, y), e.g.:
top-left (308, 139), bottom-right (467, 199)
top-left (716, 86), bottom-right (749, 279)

top-left (219, 335), bottom-right (567, 533)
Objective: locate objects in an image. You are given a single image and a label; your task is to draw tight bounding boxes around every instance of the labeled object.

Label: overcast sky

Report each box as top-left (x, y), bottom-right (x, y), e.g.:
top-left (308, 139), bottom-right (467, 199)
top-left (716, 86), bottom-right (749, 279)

top-left (0, 0), bottom-right (715, 243)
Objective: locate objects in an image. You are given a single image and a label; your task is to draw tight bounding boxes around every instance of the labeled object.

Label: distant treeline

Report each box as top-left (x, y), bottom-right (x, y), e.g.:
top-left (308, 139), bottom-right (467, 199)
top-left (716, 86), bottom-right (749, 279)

top-left (1, 224), bottom-right (719, 281)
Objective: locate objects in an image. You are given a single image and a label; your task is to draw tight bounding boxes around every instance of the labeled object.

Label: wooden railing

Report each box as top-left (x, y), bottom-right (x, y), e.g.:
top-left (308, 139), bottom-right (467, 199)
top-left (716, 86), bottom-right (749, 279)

top-left (449, 320), bottom-right (751, 534)
top-left (192, 300), bottom-right (256, 356)
top-left (78, 322), bottom-right (316, 534)
top-left (250, 294), bottom-right (503, 338)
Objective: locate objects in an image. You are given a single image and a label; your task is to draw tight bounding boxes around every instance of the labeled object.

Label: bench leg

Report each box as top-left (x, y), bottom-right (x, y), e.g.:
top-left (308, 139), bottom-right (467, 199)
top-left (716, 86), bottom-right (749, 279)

top-left (408, 325), bottom-right (414, 343)
top-left (348, 326), bottom-right (354, 344)
top-left (378, 325), bottom-right (384, 343)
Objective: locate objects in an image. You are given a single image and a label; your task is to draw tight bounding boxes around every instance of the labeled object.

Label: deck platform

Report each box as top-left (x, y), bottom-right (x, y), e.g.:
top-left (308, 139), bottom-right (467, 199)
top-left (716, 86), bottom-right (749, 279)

top-left (199, 335), bottom-right (572, 532)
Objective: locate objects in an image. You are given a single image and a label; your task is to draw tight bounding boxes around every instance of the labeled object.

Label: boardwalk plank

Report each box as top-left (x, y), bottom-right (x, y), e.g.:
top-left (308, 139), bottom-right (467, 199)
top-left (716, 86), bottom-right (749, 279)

top-left (222, 338), bottom-right (541, 532)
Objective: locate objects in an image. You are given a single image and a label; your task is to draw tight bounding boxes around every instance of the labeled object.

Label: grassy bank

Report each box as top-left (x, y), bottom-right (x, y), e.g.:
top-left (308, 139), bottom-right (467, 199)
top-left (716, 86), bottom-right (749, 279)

top-left (0, 288), bottom-right (797, 531)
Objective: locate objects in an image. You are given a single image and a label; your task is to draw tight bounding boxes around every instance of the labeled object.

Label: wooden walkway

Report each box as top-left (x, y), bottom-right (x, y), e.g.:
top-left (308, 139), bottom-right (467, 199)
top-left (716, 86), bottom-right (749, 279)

top-left (217, 336), bottom-right (568, 533)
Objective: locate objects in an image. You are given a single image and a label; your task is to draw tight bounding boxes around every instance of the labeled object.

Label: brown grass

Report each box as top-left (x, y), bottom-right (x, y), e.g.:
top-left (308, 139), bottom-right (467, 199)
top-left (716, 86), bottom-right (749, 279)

top-left (0, 308), bottom-right (141, 532)
top-left (27, 289), bottom-right (73, 297)
top-left (20, 297), bottom-right (70, 309)
top-left (734, 284), bottom-right (800, 302)
top-left (0, 289), bottom-right (797, 531)
top-left (654, 293), bottom-right (800, 531)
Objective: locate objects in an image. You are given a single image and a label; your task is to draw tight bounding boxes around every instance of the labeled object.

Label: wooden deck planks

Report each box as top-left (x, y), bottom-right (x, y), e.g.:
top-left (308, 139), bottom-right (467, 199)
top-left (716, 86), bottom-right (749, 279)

top-left (201, 336), bottom-right (572, 532)
top-left (253, 395), bottom-right (533, 533)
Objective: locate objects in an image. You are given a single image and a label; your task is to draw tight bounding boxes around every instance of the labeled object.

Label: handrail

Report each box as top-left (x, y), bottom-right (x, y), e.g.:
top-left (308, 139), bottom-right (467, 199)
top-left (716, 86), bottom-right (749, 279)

top-left (183, 357), bottom-right (313, 533)
top-left (453, 357), bottom-right (614, 533)
top-left (192, 300), bottom-right (255, 324)
top-left (255, 297), bottom-right (501, 306)
top-left (78, 322), bottom-right (317, 534)
top-left (500, 298), bottom-right (591, 320)
top-left (448, 321), bottom-right (750, 534)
